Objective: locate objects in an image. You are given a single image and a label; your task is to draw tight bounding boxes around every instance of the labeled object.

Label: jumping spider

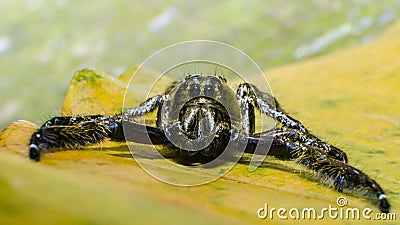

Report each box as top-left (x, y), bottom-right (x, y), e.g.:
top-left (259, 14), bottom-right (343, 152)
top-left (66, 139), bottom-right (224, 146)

top-left (29, 74), bottom-right (390, 213)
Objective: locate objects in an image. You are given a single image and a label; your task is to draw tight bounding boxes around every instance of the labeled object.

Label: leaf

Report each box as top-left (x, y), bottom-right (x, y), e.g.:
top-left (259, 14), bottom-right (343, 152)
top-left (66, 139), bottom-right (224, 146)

top-left (2, 21), bottom-right (400, 224)
top-left (62, 68), bottom-right (127, 116)
top-left (0, 120), bottom-right (38, 156)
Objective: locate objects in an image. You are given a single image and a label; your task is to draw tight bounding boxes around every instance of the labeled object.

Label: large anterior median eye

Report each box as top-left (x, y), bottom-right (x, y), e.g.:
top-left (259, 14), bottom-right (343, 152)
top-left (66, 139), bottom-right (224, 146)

top-left (189, 84), bottom-right (201, 97)
top-left (204, 85), bottom-right (214, 97)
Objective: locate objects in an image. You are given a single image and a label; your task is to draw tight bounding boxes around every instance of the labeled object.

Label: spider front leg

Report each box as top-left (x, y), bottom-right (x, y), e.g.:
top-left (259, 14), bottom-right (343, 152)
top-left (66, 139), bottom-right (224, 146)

top-left (245, 128), bottom-right (390, 213)
top-left (29, 115), bottom-right (112, 161)
top-left (29, 94), bottom-right (168, 161)
top-left (122, 94), bottom-right (163, 119)
top-left (236, 83), bottom-right (348, 163)
top-left (236, 83), bottom-right (307, 132)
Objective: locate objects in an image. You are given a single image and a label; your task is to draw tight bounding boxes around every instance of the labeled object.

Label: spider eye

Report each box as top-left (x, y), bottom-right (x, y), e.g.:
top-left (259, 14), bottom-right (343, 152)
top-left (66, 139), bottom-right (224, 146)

top-left (204, 85), bottom-right (215, 96)
top-left (189, 84), bottom-right (201, 97)
top-left (217, 83), bottom-right (223, 91)
top-left (180, 81), bottom-right (188, 89)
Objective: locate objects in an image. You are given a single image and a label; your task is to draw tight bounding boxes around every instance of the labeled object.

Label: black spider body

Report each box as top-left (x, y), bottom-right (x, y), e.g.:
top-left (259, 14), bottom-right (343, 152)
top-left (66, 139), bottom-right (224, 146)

top-left (28, 74), bottom-right (390, 213)
top-left (156, 75), bottom-right (236, 160)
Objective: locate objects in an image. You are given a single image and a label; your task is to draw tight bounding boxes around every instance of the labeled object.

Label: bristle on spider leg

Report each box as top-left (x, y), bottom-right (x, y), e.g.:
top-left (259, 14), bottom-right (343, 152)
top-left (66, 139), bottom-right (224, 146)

top-left (287, 142), bottom-right (390, 213)
top-left (28, 115), bottom-right (112, 161)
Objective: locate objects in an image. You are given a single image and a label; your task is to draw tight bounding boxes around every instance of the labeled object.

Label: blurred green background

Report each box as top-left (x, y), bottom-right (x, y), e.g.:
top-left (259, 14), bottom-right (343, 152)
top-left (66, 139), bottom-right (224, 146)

top-left (0, 0), bottom-right (399, 129)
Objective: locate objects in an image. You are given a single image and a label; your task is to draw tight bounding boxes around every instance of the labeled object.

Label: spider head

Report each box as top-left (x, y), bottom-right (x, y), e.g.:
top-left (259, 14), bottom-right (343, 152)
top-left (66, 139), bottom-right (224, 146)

top-left (174, 75), bottom-right (231, 141)
top-left (165, 74), bottom-right (240, 127)
top-left (164, 74), bottom-right (239, 119)
top-left (177, 74), bottom-right (227, 99)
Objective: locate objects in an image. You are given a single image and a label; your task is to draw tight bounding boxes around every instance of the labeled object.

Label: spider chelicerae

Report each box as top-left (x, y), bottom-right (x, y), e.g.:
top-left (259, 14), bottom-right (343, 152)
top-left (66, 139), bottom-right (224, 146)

top-left (28, 74), bottom-right (390, 213)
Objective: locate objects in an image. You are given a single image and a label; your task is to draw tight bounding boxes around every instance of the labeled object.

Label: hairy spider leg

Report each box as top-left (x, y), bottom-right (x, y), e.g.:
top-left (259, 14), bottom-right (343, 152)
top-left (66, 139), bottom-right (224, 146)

top-left (235, 83), bottom-right (256, 136)
top-left (237, 83), bottom-right (348, 163)
top-left (29, 115), bottom-right (112, 161)
top-left (29, 113), bottom-right (171, 161)
top-left (123, 94), bottom-right (164, 119)
top-left (111, 120), bottom-right (169, 145)
top-left (245, 128), bottom-right (390, 213)
top-left (29, 92), bottom-right (173, 161)
top-left (116, 92), bottom-right (176, 144)
top-left (237, 83), bottom-right (308, 132)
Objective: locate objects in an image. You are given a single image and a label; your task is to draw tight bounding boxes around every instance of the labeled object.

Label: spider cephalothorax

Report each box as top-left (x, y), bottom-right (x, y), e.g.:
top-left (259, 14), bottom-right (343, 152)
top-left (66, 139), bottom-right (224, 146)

top-left (28, 74), bottom-right (390, 213)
